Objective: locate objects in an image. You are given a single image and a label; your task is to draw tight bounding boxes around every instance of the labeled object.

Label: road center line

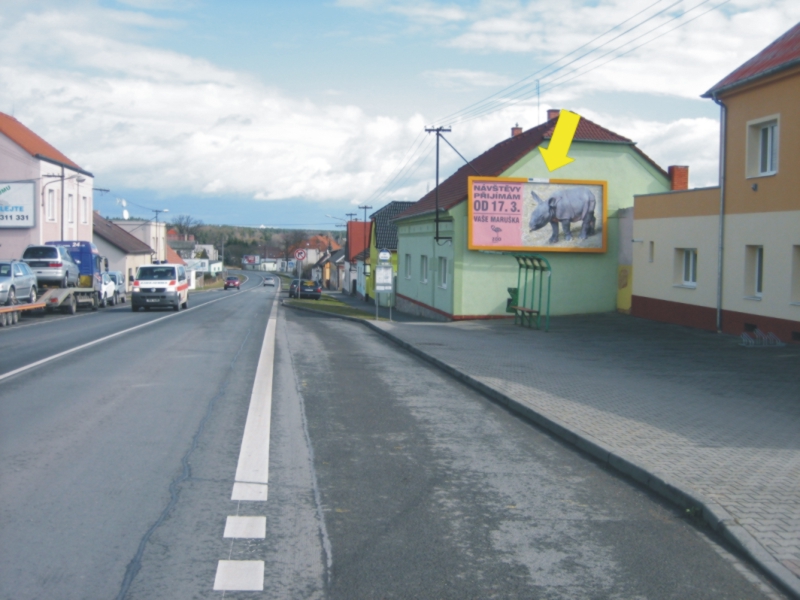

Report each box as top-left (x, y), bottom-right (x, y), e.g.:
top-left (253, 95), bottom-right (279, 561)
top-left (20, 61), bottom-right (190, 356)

top-left (231, 286), bottom-right (280, 501)
top-left (0, 283), bottom-right (268, 384)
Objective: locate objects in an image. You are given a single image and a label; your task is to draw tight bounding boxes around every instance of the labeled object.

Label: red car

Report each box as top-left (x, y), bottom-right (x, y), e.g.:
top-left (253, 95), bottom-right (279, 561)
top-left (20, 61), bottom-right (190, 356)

top-left (224, 276), bottom-right (241, 290)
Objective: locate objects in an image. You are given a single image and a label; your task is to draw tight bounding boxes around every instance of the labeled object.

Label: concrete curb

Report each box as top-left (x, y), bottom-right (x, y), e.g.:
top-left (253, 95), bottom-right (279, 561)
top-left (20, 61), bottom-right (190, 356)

top-left (281, 302), bottom-right (800, 598)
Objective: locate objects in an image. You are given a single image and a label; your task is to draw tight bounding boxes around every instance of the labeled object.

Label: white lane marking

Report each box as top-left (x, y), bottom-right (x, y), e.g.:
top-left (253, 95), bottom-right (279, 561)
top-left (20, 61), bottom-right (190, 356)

top-left (213, 560), bottom-right (264, 591)
top-left (231, 482), bottom-right (268, 501)
top-left (223, 516), bottom-right (267, 539)
top-left (231, 290), bottom-right (279, 498)
top-left (0, 283), bottom-right (273, 383)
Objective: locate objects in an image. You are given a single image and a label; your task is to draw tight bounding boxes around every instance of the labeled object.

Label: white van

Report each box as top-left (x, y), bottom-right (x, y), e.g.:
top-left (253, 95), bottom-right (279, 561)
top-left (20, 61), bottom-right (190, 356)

top-left (131, 264), bottom-right (189, 312)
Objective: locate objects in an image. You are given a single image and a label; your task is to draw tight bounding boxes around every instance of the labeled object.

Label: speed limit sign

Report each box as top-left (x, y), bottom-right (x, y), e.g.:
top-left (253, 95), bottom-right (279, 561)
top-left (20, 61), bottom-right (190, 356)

top-left (294, 249), bottom-right (307, 260)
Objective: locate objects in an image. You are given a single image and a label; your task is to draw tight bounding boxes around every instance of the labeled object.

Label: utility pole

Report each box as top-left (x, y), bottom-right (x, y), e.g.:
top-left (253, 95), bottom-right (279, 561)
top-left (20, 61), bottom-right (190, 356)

top-left (346, 212), bottom-right (357, 221)
top-left (358, 204), bottom-right (372, 256)
top-left (425, 127), bottom-right (451, 242)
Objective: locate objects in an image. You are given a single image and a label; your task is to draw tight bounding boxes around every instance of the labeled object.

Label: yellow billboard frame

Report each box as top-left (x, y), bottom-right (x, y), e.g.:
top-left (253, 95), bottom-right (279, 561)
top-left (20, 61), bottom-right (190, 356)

top-left (467, 176), bottom-right (608, 253)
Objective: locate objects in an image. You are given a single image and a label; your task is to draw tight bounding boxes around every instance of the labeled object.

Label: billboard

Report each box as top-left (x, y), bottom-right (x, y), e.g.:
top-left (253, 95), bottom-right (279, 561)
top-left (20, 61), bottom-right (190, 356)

top-left (242, 255), bottom-right (261, 265)
top-left (0, 182), bottom-right (35, 228)
top-left (468, 177), bottom-right (607, 253)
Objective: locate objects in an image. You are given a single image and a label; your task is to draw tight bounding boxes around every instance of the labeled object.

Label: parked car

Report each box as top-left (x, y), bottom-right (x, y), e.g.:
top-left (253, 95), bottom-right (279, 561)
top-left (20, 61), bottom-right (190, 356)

top-left (298, 279), bottom-right (322, 300)
top-left (288, 279), bottom-right (300, 298)
top-left (107, 271), bottom-right (127, 303)
top-left (263, 277), bottom-right (275, 286)
top-left (96, 272), bottom-right (116, 307)
top-left (131, 264), bottom-right (189, 312)
top-left (224, 276), bottom-right (240, 290)
top-left (0, 259), bottom-right (38, 305)
top-left (21, 245), bottom-right (80, 288)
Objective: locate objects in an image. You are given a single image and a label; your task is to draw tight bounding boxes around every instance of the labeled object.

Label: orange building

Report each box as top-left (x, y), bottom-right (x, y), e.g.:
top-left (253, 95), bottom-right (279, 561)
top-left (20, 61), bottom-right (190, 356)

top-left (632, 23), bottom-right (800, 342)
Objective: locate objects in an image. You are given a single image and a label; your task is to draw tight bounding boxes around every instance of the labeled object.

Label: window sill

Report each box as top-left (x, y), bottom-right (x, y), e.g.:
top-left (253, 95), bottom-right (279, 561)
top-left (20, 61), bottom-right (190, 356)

top-left (790, 302), bottom-right (800, 306)
top-left (746, 171), bottom-right (777, 179)
top-left (743, 295), bottom-right (762, 301)
top-left (673, 284), bottom-right (697, 289)
top-left (438, 285), bottom-right (448, 290)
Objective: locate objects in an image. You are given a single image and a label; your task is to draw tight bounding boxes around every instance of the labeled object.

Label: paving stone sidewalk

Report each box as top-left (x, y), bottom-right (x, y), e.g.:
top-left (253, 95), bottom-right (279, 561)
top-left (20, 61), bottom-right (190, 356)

top-left (369, 313), bottom-right (800, 596)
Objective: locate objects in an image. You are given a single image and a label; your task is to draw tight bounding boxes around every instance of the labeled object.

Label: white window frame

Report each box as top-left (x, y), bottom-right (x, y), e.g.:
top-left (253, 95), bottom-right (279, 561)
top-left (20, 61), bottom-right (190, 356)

top-left (81, 195), bottom-right (88, 224)
top-left (420, 255), bottom-right (428, 284)
top-left (46, 189), bottom-right (56, 221)
top-left (404, 253), bottom-right (411, 279)
top-left (682, 249), bottom-right (697, 287)
top-left (754, 246), bottom-right (764, 297)
top-left (746, 115), bottom-right (779, 178)
top-left (745, 245), bottom-right (765, 299)
top-left (438, 256), bottom-right (448, 289)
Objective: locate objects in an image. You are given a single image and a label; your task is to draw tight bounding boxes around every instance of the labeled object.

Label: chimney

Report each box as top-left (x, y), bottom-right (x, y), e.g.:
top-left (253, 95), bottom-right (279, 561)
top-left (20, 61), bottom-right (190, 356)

top-left (668, 165), bottom-right (689, 191)
top-left (547, 109), bottom-right (560, 121)
top-left (511, 123), bottom-right (523, 137)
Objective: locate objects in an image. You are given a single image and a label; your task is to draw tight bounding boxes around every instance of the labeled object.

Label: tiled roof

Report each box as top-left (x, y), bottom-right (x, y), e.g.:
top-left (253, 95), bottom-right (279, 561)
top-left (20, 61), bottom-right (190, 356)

top-left (354, 248), bottom-right (369, 262)
top-left (0, 112), bottom-right (91, 176)
top-left (346, 221), bottom-right (371, 262)
top-left (704, 22), bottom-right (800, 97)
top-left (369, 201), bottom-right (415, 250)
top-left (394, 115), bottom-right (662, 221)
top-left (93, 212), bottom-right (153, 255)
top-left (166, 244), bottom-right (185, 265)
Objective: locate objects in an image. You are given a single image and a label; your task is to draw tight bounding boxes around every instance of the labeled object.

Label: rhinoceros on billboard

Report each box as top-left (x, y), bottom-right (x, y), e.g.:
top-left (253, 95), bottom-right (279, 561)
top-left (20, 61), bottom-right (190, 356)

top-left (468, 177), bottom-right (606, 253)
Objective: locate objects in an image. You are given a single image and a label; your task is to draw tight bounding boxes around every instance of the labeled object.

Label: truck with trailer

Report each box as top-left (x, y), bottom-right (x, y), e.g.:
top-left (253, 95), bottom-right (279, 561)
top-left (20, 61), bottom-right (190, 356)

top-left (1, 242), bottom-right (115, 328)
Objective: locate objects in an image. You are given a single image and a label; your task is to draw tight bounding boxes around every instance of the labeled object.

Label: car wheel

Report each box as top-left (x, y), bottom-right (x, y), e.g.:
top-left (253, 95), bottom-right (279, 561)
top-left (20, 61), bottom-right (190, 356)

top-left (111, 292), bottom-right (118, 306)
top-left (6, 287), bottom-right (16, 306)
top-left (12, 310), bottom-right (19, 324)
top-left (61, 275), bottom-right (68, 288)
top-left (0, 312), bottom-right (7, 327)
top-left (144, 306), bottom-right (151, 311)
top-left (100, 293), bottom-right (107, 308)
top-left (29, 286), bottom-right (37, 304)
top-left (63, 295), bottom-right (77, 315)
top-left (173, 302), bottom-right (179, 311)
top-left (132, 304), bottom-right (139, 312)
top-left (182, 297), bottom-right (188, 309)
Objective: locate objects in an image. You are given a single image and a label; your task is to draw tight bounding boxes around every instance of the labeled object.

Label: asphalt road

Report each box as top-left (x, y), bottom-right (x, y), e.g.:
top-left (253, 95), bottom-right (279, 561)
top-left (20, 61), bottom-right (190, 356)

top-left (0, 273), bottom-right (786, 599)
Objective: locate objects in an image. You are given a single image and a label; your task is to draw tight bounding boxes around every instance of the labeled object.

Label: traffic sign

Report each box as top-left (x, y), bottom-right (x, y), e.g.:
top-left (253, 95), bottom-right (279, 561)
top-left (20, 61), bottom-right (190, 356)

top-left (378, 249), bottom-right (391, 262)
top-left (294, 249), bottom-right (306, 260)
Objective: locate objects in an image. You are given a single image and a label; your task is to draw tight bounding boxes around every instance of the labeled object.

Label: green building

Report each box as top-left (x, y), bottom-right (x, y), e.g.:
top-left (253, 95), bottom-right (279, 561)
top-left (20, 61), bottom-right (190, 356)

top-left (393, 112), bottom-right (674, 320)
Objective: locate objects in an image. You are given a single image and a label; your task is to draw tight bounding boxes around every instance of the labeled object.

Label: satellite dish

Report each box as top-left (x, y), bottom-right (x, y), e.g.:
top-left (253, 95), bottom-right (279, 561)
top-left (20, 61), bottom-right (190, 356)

top-left (122, 209), bottom-right (130, 220)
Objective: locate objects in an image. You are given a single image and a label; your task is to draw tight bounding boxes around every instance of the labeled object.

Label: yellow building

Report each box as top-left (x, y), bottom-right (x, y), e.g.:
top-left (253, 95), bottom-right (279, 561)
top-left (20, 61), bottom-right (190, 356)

top-left (632, 22), bottom-right (800, 342)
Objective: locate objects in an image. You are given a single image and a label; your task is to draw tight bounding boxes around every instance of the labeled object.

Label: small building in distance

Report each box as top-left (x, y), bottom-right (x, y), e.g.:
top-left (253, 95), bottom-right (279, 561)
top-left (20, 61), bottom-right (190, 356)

top-left (93, 212), bottom-right (153, 291)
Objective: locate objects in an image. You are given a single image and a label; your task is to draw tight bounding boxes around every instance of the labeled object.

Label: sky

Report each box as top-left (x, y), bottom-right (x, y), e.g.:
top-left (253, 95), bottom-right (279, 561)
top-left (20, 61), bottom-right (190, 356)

top-left (1, 0), bottom-right (798, 228)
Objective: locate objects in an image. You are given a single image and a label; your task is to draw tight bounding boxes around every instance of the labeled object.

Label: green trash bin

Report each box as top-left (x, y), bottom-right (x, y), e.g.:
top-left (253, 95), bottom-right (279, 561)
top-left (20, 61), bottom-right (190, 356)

top-left (506, 287), bottom-right (519, 313)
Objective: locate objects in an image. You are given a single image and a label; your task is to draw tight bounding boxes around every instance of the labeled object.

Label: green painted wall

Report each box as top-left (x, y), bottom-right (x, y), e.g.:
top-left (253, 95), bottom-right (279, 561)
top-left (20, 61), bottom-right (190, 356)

top-left (397, 140), bottom-right (670, 317)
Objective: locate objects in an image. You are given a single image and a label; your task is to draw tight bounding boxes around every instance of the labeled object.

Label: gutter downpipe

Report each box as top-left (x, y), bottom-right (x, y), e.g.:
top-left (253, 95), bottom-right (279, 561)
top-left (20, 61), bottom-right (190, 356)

top-left (712, 94), bottom-right (727, 333)
top-left (60, 165), bottom-right (65, 242)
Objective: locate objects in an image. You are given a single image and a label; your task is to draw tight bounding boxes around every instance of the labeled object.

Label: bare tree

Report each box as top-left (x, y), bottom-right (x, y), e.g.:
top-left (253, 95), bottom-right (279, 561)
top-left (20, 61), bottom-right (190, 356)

top-left (276, 229), bottom-right (307, 259)
top-left (170, 214), bottom-right (204, 238)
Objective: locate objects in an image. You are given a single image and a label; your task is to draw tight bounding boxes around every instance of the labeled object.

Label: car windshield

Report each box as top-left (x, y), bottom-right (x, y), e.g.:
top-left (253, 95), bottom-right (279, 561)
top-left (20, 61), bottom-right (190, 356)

top-left (226, 277), bottom-right (238, 281)
top-left (137, 266), bottom-right (176, 280)
top-left (22, 247), bottom-right (58, 259)
top-left (0, 263), bottom-right (11, 277)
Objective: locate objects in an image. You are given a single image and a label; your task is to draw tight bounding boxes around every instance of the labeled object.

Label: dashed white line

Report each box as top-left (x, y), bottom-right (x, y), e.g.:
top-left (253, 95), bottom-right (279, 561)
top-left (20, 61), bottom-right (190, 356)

top-left (223, 516), bottom-right (267, 539)
top-left (213, 560), bottom-right (264, 591)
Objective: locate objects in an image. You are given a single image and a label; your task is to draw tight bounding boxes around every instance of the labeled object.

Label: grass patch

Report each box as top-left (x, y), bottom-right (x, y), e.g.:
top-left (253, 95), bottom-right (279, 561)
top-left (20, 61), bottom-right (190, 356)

top-left (285, 295), bottom-right (387, 320)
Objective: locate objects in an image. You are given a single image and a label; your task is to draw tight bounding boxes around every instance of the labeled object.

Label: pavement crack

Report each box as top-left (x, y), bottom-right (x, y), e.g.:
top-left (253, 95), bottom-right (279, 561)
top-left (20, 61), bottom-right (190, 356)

top-left (115, 328), bottom-right (252, 600)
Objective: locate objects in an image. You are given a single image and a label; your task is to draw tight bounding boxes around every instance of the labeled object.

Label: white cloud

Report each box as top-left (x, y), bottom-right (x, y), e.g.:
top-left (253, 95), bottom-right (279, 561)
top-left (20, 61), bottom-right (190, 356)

top-left (423, 68), bottom-right (514, 88)
top-left (0, 6), bottom-right (429, 204)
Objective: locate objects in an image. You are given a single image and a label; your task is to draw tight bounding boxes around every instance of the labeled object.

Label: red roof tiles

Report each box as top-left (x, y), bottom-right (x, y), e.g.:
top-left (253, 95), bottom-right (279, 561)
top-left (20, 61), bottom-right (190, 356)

top-left (704, 22), bottom-right (800, 97)
top-left (395, 115), bottom-right (663, 221)
top-left (346, 221), bottom-right (371, 262)
top-left (0, 111), bottom-right (90, 175)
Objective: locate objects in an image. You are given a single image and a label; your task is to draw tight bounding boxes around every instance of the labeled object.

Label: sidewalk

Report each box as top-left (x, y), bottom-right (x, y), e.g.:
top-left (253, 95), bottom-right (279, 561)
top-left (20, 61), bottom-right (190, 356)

top-left (360, 313), bottom-right (800, 597)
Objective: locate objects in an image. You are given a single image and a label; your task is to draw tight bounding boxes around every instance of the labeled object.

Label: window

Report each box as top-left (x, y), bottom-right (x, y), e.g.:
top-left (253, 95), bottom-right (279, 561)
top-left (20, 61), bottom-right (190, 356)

top-left (746, 116), bottom-right (779, 177)
top-left (46, 189), bottom-right (56, 221)
top-left (404, 253), bottom-right (411, 279)
top-left (648, 241), bottom-right (654, 263)
top-left (745, 245), bottom-right (765, 298)
top-left (420, 255), bottom-right (428, 283)
top-left (67, 194), bottom-right (74, 223)
top-left (676, 248), bottom-right (697, 287)
top-left (81, 196), bottom-right (88, 223)
top-left (438, 256), bottom-right (448, 288)
top-left (683, 250), bottom-right (697, 286)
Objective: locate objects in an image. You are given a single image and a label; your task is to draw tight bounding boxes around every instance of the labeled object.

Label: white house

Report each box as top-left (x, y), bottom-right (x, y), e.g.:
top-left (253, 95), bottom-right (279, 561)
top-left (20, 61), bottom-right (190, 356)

top-left (0, 112), bottom-right (94, 259)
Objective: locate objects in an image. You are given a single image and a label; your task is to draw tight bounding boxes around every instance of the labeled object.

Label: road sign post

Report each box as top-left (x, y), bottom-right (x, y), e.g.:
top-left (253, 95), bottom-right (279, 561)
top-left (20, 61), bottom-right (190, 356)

top-left (375, 249), bottom-right (393, 321)
top-left (294, 249), bottom-right (306, 280)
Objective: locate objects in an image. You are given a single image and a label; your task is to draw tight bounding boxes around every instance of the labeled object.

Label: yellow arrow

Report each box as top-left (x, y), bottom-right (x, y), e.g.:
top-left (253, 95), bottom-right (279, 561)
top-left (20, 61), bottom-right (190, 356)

top-left (539, 109), bottom-right (581, 172)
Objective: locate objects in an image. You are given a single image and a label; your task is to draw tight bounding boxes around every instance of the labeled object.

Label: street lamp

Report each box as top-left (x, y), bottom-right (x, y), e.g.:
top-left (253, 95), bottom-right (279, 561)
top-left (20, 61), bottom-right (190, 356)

top-left (42, 173), bottom-right (86, 240)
